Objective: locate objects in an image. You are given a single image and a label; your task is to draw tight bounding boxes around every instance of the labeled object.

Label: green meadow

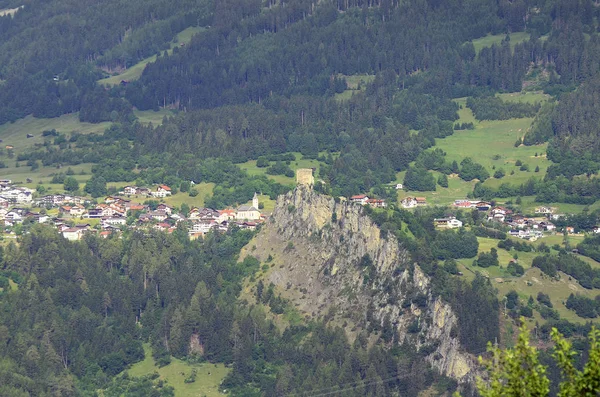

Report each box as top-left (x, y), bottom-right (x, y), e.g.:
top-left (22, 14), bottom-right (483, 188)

top-left (471, 31), bottom-right (531, 54)
top-left (334, 74), bottom-right (375, 101)
top-left (119, 344), bottom-right (229, 397)
top-left (0, 113), bottom-right (110, 151)
top-left (397, 94), bottom-right (554, 206)
top-left (98, 27), bottom-right (204, 86)
top-left (134, 108), bottom-right (175, 125)
top-left (456, 235), bottom-right (600, 324)
top-left (238, 153), bottom-right (321, 186)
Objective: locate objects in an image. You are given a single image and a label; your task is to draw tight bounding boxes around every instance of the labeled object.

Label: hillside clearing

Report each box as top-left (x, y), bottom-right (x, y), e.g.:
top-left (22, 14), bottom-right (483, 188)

top-left (471, 32), bottom-right (530, 54)
top-left (123, 344), bottom-right (229, 397)
top-left (0, 113), bottom-right (110, 152)
top-left (98, 27), bottom-right (204, 86)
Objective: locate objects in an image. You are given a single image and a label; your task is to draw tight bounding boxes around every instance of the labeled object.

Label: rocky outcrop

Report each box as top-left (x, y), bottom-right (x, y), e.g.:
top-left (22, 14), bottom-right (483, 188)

top-left (247, 186), bottom-right (479, 384)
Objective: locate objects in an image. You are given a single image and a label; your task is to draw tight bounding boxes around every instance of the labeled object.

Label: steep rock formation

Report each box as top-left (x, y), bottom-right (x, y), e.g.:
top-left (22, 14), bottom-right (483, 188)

top-left (246, 186), bottom-right (479, 384)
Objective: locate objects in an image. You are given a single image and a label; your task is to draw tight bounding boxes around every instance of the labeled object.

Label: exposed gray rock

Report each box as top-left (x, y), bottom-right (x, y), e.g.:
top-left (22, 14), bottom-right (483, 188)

top-left (248, 186), bottom-right (479, 384)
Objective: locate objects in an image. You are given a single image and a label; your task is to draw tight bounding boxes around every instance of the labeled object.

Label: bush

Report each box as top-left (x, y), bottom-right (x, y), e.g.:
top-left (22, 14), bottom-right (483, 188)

top-left (493, 169), bottom-right (505, 179)
top-left (506, 261), bottom-right (525, 276)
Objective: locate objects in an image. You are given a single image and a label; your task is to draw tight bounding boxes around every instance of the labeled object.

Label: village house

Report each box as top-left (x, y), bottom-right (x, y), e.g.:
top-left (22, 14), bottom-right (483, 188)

top-left (102, 216), bottom-right (127, 228)
top-left (366, 198), bottom-right (387, 208)
top-left (147, 210), bottom-right (168, 222)
top-left (350, 194), bottom-right (370, 205)
top-left (475, 201), bottom-right (492, 211)
top-left (566, 226), bottom-right (576, 234)
top-left (156, 203), bottom-right (173, 215)
top-left (535, 206), bottom-right (555, 214)
top-left (217, 209), bottom-right (236, 223)
top-left (401, 197), bottom-right (417, 209)
top-left (85, 208), bottom-right (103, 218)
top-left (70, 204), bottom-right (86, 217)
top-left (153, 223), bottom-right (173, 232)
top-left (238, 221), bottom-right (257, 231)
top-left (453, 200), bottom-right (474, 209)
top-left (123, 186), bottom-right (138, 195)
top-left (152, 185), bottom-right (172, 198)
top-left (416, 197), bottom-right (427, 206)
top-left (395, 183), bottom-right (403, 190)
top-left (538, 221), bottom-right (556, 232)
top-left (594, 226), bottom-right (600, 234)
top-left (3, 187), bottom-right (33, 204)
top-left (62, 228), bottom-right (84, 241)
top-left (434, 217), bottom-right (463, 229)
top-left (5, 209), bottom-right (24, 224)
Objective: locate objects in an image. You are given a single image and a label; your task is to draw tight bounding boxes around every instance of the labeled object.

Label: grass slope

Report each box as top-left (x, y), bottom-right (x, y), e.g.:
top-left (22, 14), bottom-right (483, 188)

top-left (0, 113), bottom-right (110, 151)
top-left (456, 234), bottom-right (600, 324)
top-left (396, 94), bottom-right (557, 207)
top-left (98, 27), bottom-right (204, 86)
top-left (238, 153), bottom-right (321, 186)
top-left (334, 74), bottom-right (375, 102)
top-left (134, 109), bottom-right (175, 125)
top-left (471, 32), bottom-right (530, 54)
top-left (124, 344), bottom-right (229, 397)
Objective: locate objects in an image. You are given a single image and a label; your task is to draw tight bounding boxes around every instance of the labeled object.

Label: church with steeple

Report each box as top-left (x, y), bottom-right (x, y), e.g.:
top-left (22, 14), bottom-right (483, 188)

top-left (235, 192), bottom-right (261, 220)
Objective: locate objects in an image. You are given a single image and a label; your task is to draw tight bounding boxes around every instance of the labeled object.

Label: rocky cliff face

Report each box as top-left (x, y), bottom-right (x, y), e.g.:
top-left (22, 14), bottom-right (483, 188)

top-left (246, 186), bottom-right (479, 384)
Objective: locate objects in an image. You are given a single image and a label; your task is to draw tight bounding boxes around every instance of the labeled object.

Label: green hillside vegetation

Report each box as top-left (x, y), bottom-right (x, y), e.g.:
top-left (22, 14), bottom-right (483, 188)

top-left (0, 113), bottom-right (110, 151)
top-left (455, 233), bottom-right (600, 325)
top-left (121, 344), bottom-right (230, 397)
top-left (396, 94), bottom-right (552, 206)
top-left (98, 27), bottom-right (204, 86)
top-left (238, 153), bottom-right (321, 186)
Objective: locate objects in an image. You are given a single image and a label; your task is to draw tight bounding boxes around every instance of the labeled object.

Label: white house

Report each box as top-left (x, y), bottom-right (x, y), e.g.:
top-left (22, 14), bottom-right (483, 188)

top-left (401, 197), bottom-right (417, 209)
top-left (350, 194), bottom-right (369, 205)
top-left (395, 183), bottom-right (403, 190)
top-left (434, 217), bottom-right (463, 229)
top-left (366, 198), bottom-right (387, 208)
top-left (594, 226), bottom-right (600, 234)
top-left (535, 206), bottom-right (555, 214)
top-left (123, 186), bottom-right (138, 195)
top-left (4, 188), bottom-right (33, 203)
top-left (102, 217), bottom-right (127, 228)
top-left (62, 228), bottom-right (84, 241)
top-left (69, 205), bottom-right (86, 217)
top-left (152, 185), bottom-right (172, 198)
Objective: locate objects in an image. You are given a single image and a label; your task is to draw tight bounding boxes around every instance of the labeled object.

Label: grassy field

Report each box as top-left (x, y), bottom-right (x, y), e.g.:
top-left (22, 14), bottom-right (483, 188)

top-left (471, 32), bottom-right (531, 54)
top-left (238, 153), bottom-right (321, 186)
top-left (334, 74), bottom-right (375, 101)
top-left (495, 267), bottom-right (597, 324)
top-left (98, 27), bottom-right (204, 86)
top-left (134, 109), bottom-right (175, 125)
top-left (454, 234), bottom-right (600, 324)
top-left (0, 113), bottom-right (110, 150)
top-left (497, 91), bottom-right (550, 104)
top-left (162, 183), bottom-right (215, 209)
top-left (395, 94), bottom-right (555, 206)
top-left (499, 195), bottom-right (600, 216)
top-left (124, 344), bottom-right (229, 397)
top-left (0, 163), bottom-right (94, 188)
